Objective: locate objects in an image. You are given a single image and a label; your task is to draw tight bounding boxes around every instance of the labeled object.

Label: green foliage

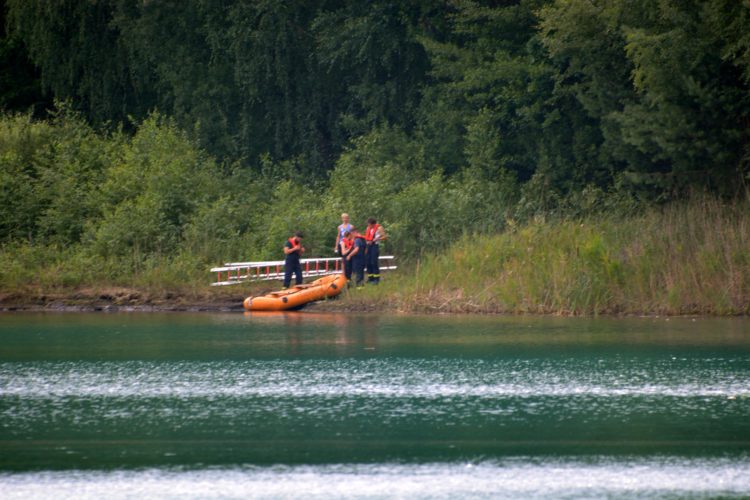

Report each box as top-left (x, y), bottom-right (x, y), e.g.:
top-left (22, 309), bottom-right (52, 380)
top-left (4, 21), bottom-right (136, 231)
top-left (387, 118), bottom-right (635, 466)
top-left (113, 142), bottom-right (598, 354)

top-left (36, 106), bottom-right (124, 243)
top-left (0, 4), bottom-right (50, 115)
top-left (6, 0), bottom-right (434, 177)
top-left (5, 0), bottom-right (750, 198)
top-left (312, 1), bottom-right (428, 134)
top-left (418, 0), bottom-right (551, 181)
top-left (182, 193), bottom-right (258, 263)
top-left (327, 127), bottom-right (426, 219)
top-left (539, 0), bottom-right (750, 198)
top-left (0, 105), bottom-right (118, 244)
top-left (0, 113), bottom-right (50, 240)
top-left (252, 180), bottom-right (333, 259)
top-left (89, 114), bottom-right (222, 257)
top-left (5, 0), bottom-right (135, 126)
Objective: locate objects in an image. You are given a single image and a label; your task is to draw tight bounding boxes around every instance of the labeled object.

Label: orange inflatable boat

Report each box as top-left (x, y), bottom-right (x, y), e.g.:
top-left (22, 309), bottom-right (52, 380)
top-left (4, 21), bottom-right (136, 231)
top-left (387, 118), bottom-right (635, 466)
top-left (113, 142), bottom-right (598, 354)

top-left (243, 273), bottom-right (347, 311)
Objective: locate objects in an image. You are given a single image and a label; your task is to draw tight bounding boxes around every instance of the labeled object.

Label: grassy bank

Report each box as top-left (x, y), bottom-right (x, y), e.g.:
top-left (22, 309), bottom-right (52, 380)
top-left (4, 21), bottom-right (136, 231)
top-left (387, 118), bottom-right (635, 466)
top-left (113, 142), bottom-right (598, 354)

top-left (330, 197), bottom-right (750, 316)
top-left (1, 197), bottom-right (748, 315)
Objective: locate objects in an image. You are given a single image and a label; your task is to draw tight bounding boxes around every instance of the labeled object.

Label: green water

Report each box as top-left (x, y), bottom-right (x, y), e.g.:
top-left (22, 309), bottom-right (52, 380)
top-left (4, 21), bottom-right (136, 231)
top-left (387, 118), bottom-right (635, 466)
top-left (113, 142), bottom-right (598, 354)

top-left (1, 312), bottom-right (749, 498)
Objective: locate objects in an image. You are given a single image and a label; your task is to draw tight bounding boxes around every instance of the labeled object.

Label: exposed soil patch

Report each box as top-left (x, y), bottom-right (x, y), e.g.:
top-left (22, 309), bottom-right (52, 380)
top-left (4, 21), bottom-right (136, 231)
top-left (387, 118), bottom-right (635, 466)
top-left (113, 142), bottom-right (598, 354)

top-left (0, 286), bottom-right (247, 312)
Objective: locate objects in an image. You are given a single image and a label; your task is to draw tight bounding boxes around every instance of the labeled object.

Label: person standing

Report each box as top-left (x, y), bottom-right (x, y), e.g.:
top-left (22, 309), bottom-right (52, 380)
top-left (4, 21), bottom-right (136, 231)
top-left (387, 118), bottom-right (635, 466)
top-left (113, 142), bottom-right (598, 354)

top-left (334, 213), bottom-right (354, 255)
top-left (350, 231), bottom-right (367, 287)
top-left (283, 231), bottom-right (305, 288)
top-left (364, 218), bottom-right (386, 284)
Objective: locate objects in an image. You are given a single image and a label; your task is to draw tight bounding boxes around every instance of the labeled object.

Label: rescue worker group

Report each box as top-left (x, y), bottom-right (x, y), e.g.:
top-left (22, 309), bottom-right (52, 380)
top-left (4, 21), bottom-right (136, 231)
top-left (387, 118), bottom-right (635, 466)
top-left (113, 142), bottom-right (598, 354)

top-left (283, 213), bottom-right (386, 289)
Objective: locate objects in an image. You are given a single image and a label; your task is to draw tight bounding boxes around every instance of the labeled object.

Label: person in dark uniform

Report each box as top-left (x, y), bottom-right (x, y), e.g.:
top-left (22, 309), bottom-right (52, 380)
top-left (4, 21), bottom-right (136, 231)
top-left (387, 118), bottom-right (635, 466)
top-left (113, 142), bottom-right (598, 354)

top-left (344, 231), bottom-right (367, 287)
top-left (350, 231), bottom-right (367, 287)
top-left (364, 218), bottom-right (386, 284)
top-left (283, 231), bottom-right (304, 288)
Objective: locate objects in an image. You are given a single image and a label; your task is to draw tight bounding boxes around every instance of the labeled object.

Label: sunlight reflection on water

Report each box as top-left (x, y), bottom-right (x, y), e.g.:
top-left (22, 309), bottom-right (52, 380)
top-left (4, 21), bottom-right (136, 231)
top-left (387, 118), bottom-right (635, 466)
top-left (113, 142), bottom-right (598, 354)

top-left (2, 458), bottom-right (750, 499)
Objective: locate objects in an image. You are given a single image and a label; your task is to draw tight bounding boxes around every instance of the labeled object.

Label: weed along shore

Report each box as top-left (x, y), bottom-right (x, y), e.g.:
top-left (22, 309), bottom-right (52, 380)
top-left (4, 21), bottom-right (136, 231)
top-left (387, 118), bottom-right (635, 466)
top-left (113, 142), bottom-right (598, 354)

top-left (389, 198), bottom-right (750, 316)
top-left (3, 197), bottom-right (749, 316)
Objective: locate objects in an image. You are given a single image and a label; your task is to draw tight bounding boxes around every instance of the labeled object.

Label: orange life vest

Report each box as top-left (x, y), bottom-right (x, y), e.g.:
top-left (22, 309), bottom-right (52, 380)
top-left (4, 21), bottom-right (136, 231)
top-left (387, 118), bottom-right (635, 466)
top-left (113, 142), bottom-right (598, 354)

top-left (365, 224), bottom-right (380, 242)
top-left (341, 237), bottom-right (353, 251)
top-left (287, 237), bottom-right (301, 254)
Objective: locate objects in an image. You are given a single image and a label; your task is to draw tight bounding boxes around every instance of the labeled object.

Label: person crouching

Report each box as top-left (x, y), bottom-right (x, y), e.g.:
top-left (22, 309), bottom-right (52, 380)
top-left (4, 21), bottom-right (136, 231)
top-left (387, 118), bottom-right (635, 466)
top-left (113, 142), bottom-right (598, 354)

top-left (340, 230), bottom-right (354, 281)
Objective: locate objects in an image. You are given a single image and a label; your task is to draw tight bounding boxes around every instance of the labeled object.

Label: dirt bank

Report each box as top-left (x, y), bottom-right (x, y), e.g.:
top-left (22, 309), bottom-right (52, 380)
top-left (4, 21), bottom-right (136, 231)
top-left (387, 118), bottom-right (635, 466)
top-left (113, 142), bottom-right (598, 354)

top-left (0, 286), bottom-right (248, 313)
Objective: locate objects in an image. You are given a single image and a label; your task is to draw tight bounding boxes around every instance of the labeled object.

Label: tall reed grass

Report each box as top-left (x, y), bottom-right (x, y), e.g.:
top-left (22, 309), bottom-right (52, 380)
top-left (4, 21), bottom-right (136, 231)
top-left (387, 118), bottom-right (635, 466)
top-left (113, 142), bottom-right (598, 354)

top-left (383, 196), bottom-right (750, 315)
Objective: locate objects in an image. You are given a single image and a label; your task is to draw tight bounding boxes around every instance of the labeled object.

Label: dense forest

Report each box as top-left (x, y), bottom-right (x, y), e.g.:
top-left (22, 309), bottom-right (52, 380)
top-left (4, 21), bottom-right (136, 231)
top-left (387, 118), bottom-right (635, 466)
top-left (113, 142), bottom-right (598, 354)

top-left (1, 0), bottom-right (749, 302)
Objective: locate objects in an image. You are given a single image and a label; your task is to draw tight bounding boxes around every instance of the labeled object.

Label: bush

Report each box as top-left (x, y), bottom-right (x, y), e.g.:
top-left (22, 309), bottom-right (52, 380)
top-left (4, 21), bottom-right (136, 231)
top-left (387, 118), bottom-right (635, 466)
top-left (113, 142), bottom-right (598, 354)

top-left (89, 114), bottom-right (222, 257)
top-left (0, 114), bottom-right (54, 241)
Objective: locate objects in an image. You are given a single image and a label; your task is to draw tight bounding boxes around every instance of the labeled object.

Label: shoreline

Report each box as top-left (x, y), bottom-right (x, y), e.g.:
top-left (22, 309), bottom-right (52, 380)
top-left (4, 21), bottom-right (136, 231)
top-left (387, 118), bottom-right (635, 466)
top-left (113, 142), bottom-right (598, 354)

top-left (0, 292), bottom-right (375, 314)
top-left (3, 303), bottom-right (747, 319)
top-left (1, 290), bottom-right (748, 318)
top-left (0, 301), bottom-right (247, 313)
top-left (0, 284), bottom-right (391, 314)
top-left (0, 287), bottom-right (246, 313)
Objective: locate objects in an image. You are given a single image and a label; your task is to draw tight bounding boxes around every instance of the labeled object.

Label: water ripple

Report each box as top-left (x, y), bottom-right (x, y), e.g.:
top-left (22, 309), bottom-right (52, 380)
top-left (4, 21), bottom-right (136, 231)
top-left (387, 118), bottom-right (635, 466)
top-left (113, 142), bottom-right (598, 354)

top-left (1, 457), bottom-right (750, 499)
top-left (1, 358), bottom-right (748, 399)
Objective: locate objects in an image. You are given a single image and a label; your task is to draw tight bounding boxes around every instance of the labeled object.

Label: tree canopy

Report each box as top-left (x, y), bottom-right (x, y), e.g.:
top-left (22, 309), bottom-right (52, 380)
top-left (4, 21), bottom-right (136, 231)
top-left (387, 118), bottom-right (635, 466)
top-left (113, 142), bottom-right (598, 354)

top-left (2, 0), bottom-right (749, 231)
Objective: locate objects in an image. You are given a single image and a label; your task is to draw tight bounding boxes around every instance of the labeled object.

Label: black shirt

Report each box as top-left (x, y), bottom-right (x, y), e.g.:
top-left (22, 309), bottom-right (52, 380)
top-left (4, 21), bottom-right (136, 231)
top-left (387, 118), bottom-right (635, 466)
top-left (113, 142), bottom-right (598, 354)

top-left (285, 239), bottom-right (301, 265)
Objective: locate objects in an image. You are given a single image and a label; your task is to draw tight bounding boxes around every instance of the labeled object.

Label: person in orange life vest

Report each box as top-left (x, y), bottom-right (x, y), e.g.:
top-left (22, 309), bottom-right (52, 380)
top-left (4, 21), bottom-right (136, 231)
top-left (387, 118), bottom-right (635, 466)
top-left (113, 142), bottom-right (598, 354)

top-left (346, 231), bottom-right (367, 287)
top-left (339, 230), bottom-right (354, 280)
top-left (283, 231), bottom-right (305, 288)
top-left (364, 218), bottom-right (386, 284)
top-left (334, 213), bottom-right (354, 255)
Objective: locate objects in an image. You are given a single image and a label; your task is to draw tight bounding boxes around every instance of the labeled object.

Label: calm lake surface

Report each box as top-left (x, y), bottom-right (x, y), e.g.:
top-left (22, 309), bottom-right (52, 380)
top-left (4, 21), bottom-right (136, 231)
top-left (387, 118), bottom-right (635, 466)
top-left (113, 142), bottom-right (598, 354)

top-left (1, 312), bottom-right (749, 498)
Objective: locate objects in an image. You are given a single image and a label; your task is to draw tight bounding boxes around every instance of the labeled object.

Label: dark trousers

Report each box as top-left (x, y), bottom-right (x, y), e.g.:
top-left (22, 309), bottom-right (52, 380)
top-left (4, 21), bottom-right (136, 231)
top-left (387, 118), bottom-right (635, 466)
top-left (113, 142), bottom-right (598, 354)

top-left (343, 256), bottom-right (352, 280)
top-left (366, 243), bottom-right (380, 283)
top-left (283, 260), bottom-right (302, 288)
top-left (352, 253), bottom-right (365, 286)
